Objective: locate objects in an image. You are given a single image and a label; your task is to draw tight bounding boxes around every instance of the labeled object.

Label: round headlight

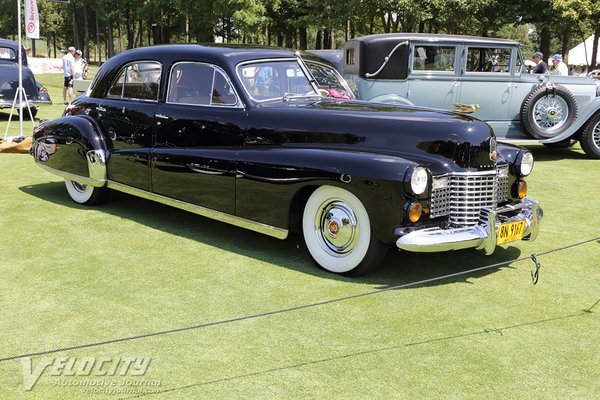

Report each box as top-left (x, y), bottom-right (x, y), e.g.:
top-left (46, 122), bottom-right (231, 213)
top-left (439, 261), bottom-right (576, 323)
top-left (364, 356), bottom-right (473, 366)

top-left (410, 166), bottom-right (428, 195)
top-left (517, 151), bottom-right (534, 177)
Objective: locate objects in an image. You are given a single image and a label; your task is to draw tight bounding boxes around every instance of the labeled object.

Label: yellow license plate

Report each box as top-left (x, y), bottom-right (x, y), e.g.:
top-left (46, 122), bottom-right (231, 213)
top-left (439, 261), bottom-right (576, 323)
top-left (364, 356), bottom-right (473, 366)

top-left (497, 220), bottom-right (526, 244)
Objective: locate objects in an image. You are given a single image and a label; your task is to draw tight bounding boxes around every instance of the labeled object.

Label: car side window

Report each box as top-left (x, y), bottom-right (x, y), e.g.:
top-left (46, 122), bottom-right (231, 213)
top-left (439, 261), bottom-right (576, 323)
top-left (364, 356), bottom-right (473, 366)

top-left (0, 46), bottom-right (17, 60)
top-left (167, 62), bottom-right (238, 107)
top-left (466, 47), bottom-right (511, 73)
top-left (106, 61), bottom-right (161, 100)
top-left (412, 45), bottom-right (455, 72)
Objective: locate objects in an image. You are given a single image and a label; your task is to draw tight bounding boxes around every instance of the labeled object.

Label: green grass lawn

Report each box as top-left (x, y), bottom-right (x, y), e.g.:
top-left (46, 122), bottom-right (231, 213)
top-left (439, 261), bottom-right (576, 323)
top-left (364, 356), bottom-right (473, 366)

top-left (0, 75), bottom-right (599, 399)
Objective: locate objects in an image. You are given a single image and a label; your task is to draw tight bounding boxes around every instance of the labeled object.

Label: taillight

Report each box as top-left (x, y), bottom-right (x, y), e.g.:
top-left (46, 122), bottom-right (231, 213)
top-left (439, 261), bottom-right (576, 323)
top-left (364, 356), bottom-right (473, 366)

top-left (38, 86), bottom-right (48, 93)
top-left (64, 104), bottom-right (83, 115)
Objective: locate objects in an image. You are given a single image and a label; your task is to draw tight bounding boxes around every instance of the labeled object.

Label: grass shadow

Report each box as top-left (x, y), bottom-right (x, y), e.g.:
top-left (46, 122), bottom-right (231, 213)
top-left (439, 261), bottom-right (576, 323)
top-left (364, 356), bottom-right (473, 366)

top-left (20, 181), bottom-right (523, 288)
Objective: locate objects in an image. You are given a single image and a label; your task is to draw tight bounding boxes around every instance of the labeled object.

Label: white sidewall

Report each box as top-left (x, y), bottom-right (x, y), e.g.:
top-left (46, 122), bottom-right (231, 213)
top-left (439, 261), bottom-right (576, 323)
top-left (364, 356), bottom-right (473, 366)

top-left (302, 185), bottom-right (371, 273)
top-left (65, 179), bottom-right (94, 204)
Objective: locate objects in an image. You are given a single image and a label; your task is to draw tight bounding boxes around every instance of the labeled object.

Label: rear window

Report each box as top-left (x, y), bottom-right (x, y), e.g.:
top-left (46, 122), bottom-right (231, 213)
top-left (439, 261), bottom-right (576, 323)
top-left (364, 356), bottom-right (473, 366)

top-left (0, 47), bottom-right (17, 61)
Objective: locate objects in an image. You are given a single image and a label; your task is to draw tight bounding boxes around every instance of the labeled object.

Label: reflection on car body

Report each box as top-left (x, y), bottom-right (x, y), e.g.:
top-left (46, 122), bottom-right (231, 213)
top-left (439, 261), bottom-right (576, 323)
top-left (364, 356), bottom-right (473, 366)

top-left (31, 44), bottom-right (543, 276)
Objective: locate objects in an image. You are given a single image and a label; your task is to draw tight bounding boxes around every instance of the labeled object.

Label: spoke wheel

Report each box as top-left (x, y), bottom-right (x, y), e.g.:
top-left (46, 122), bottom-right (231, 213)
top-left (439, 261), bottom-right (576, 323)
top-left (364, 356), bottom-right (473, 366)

top-left (580, 113), bottom-right (600, 159)
top-left (520, 84), bottom-right (577, 139)
top-left (532, 95), bottom-right (569, 132)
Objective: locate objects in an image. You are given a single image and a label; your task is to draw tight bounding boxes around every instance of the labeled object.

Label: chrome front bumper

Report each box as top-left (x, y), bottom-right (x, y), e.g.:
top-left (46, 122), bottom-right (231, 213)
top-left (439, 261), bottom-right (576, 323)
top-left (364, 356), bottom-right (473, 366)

top-left (395, 198), bottom-right (543, 255)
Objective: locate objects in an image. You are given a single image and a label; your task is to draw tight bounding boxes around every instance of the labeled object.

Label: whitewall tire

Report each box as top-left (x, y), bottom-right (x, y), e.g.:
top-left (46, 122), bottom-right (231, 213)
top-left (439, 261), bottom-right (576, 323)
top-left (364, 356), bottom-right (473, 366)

top-left (302, 185), bottom-right (387, 276)
top-left (64, 179), bottom-right (107, 205)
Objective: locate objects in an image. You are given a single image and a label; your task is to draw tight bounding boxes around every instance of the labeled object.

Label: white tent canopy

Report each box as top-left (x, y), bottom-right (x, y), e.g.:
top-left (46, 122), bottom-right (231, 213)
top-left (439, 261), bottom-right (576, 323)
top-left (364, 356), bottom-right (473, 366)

top-left (568, 35), bottom-right (600, 66)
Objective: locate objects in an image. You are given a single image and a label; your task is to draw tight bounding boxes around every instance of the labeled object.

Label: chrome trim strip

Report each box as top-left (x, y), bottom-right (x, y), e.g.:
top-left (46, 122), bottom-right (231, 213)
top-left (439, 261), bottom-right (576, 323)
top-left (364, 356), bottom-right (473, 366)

top-left (86, 149), bottom-right (107, 181)
top-left (107, 181), bottom-right (289, 240)
top-left (35, 162), bottom-right (106, 187)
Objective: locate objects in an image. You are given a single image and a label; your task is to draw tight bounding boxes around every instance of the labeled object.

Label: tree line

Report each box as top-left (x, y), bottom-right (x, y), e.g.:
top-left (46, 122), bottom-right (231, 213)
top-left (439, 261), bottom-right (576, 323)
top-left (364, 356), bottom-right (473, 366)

top-left (0, 0), bottom-right (598, 68)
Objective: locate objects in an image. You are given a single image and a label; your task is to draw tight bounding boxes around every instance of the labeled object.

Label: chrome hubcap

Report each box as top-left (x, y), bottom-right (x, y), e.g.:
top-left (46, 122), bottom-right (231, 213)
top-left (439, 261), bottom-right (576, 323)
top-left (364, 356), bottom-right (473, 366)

top-left (533, 96), bottom-right (569, 132)
top-left (71, 181), bottom-right (88, 193)
top-left (314, 200), bottom-right (359, 256)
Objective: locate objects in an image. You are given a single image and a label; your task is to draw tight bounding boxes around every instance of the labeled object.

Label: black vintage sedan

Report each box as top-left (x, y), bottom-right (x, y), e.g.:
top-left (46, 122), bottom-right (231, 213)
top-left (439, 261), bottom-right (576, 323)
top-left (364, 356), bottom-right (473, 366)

top-left (31, 44), bottom-right (543, 276)
top-left (0, 38), bottom-right (52, 118)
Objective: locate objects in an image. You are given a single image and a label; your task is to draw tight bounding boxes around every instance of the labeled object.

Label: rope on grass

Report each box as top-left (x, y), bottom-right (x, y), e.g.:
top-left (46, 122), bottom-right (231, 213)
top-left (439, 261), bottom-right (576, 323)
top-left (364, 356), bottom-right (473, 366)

top-left (1, 236), bottom-right (598, 363)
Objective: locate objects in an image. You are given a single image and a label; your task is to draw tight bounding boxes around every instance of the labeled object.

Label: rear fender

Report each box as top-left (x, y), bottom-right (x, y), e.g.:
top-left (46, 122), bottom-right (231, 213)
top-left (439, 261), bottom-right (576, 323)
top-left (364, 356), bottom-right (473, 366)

top-left (31, 116), bottom-right (108, 187)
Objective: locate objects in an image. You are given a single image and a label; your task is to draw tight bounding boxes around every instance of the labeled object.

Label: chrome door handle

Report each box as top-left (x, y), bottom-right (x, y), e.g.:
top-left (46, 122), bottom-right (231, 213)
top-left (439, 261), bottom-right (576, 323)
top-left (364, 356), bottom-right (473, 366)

top-left (96, 106), bottom-right (106, 112)
top-left (155, 113), bottom-right (170, 119)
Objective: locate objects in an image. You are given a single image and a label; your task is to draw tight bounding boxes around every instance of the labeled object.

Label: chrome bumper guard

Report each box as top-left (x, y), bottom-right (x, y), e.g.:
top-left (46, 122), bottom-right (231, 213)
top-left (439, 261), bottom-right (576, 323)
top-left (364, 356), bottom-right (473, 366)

top-left (395, 198), bottom-right (543, 255)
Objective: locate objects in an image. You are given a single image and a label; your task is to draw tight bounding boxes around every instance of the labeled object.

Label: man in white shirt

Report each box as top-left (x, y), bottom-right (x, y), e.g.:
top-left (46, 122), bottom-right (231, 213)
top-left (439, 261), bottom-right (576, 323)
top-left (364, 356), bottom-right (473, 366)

top-left (62, 46), bottom-right (76, 104)
top-left (551, 54), bottom-right (568, 76)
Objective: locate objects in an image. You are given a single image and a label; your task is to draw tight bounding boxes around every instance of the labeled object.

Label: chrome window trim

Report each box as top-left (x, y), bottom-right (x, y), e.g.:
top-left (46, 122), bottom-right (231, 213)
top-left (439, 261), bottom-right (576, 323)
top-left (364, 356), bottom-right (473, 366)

top-left (236, 58), bottom-right (319, 103)
top-left (165, 61), bottom-right (243, 109)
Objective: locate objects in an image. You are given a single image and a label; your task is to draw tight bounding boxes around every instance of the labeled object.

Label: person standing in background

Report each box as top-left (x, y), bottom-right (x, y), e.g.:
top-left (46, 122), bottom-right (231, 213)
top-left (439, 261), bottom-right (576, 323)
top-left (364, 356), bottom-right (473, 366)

top-left (551, 54), bottom-right (568, 76)
top-left (531, 52), bottom-right (548, 74)
top-left (73, 50), bottom-right (84, 80)
top-left (62, 46), bottom-right (75, 104)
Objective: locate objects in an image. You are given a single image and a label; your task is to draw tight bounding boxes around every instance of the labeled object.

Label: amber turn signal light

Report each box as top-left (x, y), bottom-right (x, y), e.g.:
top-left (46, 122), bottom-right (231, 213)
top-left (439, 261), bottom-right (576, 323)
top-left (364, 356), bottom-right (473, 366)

top-left (514, 180), bottom-right (527, 199)
top-left (407, 202), bottom-right (422, 223)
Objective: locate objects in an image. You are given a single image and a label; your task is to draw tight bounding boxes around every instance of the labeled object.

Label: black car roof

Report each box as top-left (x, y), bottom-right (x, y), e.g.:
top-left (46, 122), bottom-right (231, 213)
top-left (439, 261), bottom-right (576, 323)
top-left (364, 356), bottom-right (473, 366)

top-left (0, 38), bottom-right (20, 50)
top-left (103, 44), bottom-right (301, 69)
top-left (349, 33), bottom-right (519, 46)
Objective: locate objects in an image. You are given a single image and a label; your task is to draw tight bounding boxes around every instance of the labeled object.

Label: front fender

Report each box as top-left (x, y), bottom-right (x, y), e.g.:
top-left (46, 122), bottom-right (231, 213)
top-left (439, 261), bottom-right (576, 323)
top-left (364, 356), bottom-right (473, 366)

top-left (31, 115), bottom-right (108, 187)
top-left (236, 148), bottom-right (415, 243)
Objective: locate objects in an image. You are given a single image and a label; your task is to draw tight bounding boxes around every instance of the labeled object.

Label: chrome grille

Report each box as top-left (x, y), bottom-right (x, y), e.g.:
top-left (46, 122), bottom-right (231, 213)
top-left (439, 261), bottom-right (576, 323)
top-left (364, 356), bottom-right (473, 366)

top-left (430, 166), bottom-right (509, 226)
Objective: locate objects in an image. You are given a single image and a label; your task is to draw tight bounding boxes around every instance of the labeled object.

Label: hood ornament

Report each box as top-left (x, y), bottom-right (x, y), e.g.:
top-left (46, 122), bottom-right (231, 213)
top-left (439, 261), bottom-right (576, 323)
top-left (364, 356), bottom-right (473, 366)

top-left (452, 103), bottom-right (479, 114)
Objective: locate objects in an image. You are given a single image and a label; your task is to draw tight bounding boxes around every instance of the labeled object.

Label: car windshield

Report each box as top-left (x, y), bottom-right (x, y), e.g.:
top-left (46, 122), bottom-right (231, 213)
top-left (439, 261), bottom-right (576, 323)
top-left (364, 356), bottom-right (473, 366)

top-left (305, 61), bottom-right (355, 99)
top-left (238, 60), bottom-right (318, 101)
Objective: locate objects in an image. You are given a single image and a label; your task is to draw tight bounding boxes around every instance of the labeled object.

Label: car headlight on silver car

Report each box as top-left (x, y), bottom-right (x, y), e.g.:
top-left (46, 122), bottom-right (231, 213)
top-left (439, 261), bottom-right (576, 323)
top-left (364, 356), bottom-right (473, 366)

top-left (516, 151), bottom-right (534, 177)
top-left (410, 166), bottom-right (429, 194)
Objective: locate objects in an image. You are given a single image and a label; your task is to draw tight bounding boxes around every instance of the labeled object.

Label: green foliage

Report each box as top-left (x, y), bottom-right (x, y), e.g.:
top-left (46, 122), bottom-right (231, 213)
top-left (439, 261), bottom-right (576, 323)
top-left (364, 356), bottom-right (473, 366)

top-left (0, 0), bottom-right (595, 53)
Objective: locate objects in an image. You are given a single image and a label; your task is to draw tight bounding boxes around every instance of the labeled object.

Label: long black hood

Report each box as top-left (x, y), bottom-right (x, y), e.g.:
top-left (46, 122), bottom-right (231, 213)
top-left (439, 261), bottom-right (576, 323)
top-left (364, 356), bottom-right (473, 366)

top-left (246, 98), bottom-right (498, 174)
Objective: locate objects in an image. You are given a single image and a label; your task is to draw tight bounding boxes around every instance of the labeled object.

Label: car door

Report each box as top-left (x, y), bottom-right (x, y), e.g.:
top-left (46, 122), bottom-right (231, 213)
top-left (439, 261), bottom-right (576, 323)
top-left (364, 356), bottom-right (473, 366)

top-left (455, 45), bottom-right (515, 127)
top-left (151, 62), bottom-right (246, 215)
top-left (97, 60), bottom-right (161, 191)
top-left (406, 43), bottom-right (459, 109)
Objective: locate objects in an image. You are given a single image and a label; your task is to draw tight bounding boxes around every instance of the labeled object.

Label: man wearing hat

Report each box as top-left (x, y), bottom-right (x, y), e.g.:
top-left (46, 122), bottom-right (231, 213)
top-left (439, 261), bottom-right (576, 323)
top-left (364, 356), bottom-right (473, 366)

top-left (551, 54), bottom-right (568, 76)
top-left (62, 46), bottom-right (76, 104)
top-left (532, 52), bottom-right (548, 74)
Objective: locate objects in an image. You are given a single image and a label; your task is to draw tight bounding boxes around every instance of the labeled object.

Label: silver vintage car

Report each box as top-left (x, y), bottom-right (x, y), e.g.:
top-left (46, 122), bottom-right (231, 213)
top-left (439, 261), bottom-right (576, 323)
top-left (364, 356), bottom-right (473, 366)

top-left (328, 34), bottom-right (600, 158)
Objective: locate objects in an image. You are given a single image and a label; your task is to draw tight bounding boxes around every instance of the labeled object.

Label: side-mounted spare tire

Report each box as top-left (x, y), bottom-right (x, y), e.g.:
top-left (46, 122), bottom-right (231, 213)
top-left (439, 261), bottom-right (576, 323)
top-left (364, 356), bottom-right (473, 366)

top-left (520, 84), bottom-right (577, 139)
